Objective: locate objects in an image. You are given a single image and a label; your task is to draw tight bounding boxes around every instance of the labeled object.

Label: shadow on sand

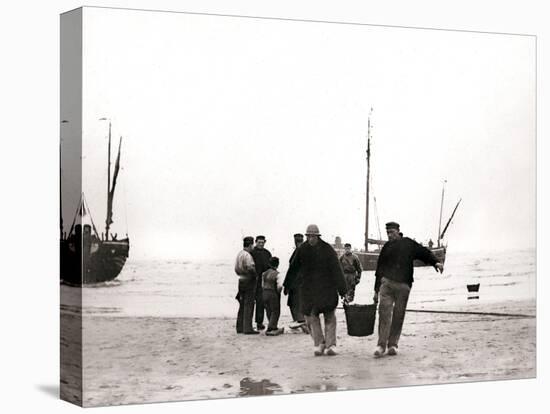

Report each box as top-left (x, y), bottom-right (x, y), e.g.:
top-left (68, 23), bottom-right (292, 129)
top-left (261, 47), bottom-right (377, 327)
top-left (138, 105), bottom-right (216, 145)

top-left (36, 384), bottom-right (59, 399)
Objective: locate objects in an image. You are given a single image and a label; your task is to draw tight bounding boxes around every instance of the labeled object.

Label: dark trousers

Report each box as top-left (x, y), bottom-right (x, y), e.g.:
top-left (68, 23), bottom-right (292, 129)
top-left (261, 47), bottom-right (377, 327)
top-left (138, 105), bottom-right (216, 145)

top-left (344, 273), bottom-right (358, 302)
top-left (236, 278), bottom-right (256, 333)
top-left (263, 289), bottom-right (281, 331)
top-left (255, 279), bottom-right (265, 326)
top-left (288, 286), bottom-right (305, 323)
top-left (377, 277), bottom-right (411, 349)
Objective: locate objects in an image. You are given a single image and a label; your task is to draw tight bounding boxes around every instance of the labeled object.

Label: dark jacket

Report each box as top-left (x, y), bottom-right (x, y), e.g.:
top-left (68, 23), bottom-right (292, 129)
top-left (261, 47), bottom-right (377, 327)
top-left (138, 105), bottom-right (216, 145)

top-left (251, 247), bottom-right (272, 277)
top-left (339, 252), bottom-right (363, 275)
top-left (374, 237), bottom-right (438, 292)
top-left (283, 248), bottom-right (302, 290)
top-left (286, 238), bottom-right (347, 314)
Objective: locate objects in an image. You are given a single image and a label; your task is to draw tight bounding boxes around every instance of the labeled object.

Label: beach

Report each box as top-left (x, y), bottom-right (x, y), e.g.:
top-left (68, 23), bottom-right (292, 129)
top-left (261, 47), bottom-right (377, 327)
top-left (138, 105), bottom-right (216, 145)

top-left (61, 298), bottom-right (536, 407)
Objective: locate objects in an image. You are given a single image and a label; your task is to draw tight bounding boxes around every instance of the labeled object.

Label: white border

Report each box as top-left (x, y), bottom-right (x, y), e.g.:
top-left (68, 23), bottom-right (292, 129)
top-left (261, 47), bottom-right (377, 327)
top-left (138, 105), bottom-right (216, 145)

top-left (0, 1), bottom-right (546, 413)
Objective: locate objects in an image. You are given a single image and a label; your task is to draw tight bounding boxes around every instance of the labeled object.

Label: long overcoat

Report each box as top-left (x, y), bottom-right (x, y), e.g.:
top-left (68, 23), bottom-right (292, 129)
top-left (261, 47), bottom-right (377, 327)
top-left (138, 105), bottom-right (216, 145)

top-left (286, 238), bottom-right (347, 315)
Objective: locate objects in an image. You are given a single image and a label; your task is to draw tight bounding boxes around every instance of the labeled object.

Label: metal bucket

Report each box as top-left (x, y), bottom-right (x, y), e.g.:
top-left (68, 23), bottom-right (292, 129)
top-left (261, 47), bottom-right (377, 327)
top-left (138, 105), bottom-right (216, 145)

top-left (344, 303), bottom-right (377, 337)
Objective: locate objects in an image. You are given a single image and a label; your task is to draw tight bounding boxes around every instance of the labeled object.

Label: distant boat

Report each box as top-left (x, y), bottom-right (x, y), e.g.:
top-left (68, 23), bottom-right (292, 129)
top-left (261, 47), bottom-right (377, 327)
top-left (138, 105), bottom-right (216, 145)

top-left (467, 283), bottom-right (480, 293)
top-left (334, 109), bottom-right (460, 271)
top-left (60, 121), bottom-right (130, 285)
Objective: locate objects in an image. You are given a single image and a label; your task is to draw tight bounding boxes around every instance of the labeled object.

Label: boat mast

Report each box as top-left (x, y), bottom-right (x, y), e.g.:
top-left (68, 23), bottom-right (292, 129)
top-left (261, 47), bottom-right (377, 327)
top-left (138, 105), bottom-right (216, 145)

top-left (365, 108), bottom-right (373, 252)
top-left (105, 121), bottom-right (112, 241)
top-left (437, 180), bottom-right (446, 248)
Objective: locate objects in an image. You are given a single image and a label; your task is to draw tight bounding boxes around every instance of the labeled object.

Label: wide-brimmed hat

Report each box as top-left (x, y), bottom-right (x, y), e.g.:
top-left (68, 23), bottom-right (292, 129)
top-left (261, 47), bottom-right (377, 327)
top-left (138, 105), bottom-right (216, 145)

top-left (305, 224), bottom-right (321, 236)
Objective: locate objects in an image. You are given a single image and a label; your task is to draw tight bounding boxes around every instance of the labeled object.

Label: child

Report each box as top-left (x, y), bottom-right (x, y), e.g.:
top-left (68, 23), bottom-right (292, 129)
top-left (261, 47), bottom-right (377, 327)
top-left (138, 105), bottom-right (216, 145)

top-left (262, 257), bottom-right (284, 336)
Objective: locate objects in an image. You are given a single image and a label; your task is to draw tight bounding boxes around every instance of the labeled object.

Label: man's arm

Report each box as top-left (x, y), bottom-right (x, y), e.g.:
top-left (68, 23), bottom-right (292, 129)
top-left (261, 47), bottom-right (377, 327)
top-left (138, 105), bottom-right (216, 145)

top-left (244, 252), bottom-right (258, 278)
top-left (373, 245), bottom-right (388, 303)
top-left (353, 255), bottom-right (363, 282)
top-left (373, 271), bottom-right (382, 303)
top-left (413, 241), bottom-right (443, 273)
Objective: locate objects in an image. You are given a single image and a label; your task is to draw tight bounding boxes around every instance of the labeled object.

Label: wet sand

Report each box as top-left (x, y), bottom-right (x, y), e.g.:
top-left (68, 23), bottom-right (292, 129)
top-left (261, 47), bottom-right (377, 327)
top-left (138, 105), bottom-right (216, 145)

top-left (62, 299), bottom-right (535, 407)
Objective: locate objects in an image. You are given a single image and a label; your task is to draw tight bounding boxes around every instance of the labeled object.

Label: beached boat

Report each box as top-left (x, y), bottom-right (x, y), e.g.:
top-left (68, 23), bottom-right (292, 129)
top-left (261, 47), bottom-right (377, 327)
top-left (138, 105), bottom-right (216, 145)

top-left (334, 109), bottom-right (460, 271)
top-left (60, 122), bottom-right (130, 285)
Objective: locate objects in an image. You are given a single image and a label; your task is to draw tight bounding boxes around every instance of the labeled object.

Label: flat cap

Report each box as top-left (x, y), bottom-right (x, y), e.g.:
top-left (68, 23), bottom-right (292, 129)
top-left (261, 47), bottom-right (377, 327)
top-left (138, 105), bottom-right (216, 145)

top-left (385, 221), bottom-right (400, 230)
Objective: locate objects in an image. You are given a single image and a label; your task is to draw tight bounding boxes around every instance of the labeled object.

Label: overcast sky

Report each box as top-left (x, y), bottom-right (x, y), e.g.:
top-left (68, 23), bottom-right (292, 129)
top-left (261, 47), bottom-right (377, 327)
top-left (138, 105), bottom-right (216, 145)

top-left (60, 7), bottom-right (535, 261)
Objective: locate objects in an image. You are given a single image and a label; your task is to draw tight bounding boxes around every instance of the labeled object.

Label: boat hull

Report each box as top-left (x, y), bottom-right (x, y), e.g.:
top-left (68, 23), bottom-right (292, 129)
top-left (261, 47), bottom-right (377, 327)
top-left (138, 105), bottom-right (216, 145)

top-left (338, 246), bottom-right (446, 271)
top-left (60, 238), bottom-right (130, 285)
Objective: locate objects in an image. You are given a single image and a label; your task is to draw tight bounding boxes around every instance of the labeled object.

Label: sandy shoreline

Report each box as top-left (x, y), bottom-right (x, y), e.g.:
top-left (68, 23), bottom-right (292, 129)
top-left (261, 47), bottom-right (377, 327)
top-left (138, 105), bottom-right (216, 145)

top-left (61, 299), bottom-right (535, 407)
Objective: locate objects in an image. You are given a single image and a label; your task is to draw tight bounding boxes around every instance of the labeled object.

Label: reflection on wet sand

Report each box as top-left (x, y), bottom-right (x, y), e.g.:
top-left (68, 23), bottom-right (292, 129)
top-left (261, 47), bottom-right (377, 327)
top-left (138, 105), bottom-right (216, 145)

top-left (239, 378), bottom-right (281, 396)
top-left (293, 383), bottom-right (346, 393)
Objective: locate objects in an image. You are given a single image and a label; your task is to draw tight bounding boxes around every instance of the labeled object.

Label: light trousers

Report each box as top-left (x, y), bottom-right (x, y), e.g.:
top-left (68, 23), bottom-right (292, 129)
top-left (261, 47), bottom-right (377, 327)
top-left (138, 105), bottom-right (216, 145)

top-left (305, 309), bottom-right (337, 348)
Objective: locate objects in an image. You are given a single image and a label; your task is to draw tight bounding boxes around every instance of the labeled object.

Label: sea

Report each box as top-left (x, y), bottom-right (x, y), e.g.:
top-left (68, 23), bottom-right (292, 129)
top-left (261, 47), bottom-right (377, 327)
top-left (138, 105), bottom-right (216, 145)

top-left (62, 249), bottom-right (536, 318)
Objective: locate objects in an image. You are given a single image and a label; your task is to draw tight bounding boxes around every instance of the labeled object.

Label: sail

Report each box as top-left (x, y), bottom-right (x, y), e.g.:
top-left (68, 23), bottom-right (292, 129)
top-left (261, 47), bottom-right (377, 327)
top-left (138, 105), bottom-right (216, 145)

top-left (106, 137), bottom-right (122, 232)
top-left (440, 199), bottom-right (461, 240)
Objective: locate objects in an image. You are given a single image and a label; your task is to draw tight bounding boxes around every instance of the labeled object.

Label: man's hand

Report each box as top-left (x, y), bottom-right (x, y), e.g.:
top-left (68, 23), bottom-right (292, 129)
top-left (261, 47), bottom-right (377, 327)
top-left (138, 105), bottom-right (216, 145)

top-left (435, 262), bottom-right (444, 273)
top-left (373, 292), bottom-right (379, 304)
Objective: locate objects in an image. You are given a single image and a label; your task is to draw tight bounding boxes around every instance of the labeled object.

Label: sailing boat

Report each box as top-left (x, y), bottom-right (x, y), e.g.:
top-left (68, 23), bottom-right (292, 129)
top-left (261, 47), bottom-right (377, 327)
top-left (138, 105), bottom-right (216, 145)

top-left (60, 121), bottom-right (130, 285)
top-left (335, 110), bottom-right (460, 271)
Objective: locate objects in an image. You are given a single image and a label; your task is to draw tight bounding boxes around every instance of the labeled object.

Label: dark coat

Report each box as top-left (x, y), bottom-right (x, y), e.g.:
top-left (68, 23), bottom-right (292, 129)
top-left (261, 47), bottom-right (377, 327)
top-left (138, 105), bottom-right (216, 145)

top-left (283, 247), bottom-right (302, 307)
top-left (374, 237), bottom-right (438, 292)
top-left (251, 247), bottom-right (272, 276)
top-left (283, 248), bottom-right (302, 290)
top-left (286, 238), bottom-right (347, 315)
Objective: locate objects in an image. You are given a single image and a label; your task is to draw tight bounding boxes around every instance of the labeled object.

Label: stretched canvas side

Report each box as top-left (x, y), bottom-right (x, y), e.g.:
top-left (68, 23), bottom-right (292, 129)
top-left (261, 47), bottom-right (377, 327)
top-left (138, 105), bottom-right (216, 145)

top-left (60, 7), bottom-right (83, 407)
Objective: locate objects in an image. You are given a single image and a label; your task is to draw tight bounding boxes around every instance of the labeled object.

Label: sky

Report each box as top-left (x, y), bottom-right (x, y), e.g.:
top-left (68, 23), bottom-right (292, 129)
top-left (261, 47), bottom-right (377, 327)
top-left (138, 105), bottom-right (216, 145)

top-left (60, 7), bottom-right (536, 261)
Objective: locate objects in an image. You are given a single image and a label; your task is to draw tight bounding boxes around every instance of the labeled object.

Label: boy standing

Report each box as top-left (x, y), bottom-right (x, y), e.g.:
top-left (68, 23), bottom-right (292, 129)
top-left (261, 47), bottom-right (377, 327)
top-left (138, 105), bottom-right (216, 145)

top-left (262, 257), bottom-right (284, 336)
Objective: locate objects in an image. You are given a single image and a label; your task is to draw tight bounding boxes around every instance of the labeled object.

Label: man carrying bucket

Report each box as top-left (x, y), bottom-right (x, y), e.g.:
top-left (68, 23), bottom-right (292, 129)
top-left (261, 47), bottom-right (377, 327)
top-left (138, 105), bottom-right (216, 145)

top-left (339, 243), bottom-right (363, 303)
top-left (373, 222), bottom-right (444, 357)
top-left (286, 224), bottom-right (347, 356)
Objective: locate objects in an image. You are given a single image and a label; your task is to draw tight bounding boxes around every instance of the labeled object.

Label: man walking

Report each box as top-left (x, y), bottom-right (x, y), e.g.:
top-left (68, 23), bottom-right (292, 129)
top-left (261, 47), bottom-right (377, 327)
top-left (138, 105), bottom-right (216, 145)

top-left (339, 243), bottom-right (363, 303)
top-left (234, 236), bottom-right (259, 335)
top-left (251, 235), bottom-right (272, 331)
top-left (373, 222), bottom-right (444, 357)
top-left (283, 233), bottom-right (308, 332)
top-left (286, 224), bottom-right (347, 356)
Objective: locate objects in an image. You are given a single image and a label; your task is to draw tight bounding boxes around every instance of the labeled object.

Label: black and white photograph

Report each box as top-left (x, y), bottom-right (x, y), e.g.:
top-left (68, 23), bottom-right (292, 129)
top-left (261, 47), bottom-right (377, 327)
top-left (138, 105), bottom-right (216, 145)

top-left (58, 6), bottom-right (536, 407)
top-left (2, 1), bottom-right (548, 413)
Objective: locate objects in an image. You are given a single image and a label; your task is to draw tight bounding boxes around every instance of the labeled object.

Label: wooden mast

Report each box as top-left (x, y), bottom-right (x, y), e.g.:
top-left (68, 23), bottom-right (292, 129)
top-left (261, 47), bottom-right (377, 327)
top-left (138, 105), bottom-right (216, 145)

top-left (364, 108), bottom-right (373, 252)
top-left (105, 135), bottom-right (122, 242)
top-left (105, 121), bottom-right (112, 241)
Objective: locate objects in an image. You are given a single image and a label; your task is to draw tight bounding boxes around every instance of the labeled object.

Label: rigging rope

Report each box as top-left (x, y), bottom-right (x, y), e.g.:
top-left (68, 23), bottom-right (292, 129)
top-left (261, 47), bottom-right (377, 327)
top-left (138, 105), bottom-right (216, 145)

top-left (122, 165), bottom-right (129, 237)
top-left (82, 193), bottom-right (101, 239)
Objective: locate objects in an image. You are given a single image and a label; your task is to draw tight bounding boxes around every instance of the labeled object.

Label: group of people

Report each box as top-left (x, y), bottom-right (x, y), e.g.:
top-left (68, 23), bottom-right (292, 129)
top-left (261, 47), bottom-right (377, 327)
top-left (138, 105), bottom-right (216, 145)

top-left (234, 234), bottom-right (308, 336)
top-left (234, 221), bottom-right (444, 357)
